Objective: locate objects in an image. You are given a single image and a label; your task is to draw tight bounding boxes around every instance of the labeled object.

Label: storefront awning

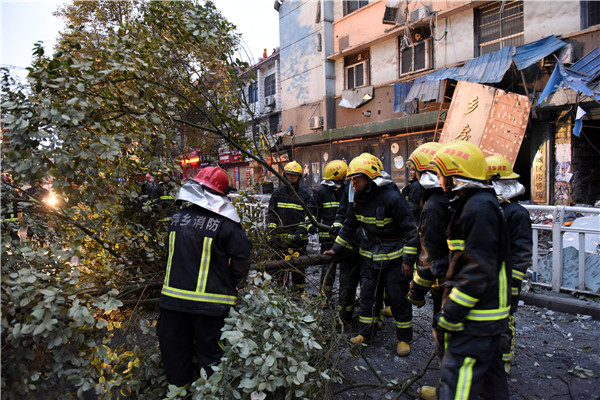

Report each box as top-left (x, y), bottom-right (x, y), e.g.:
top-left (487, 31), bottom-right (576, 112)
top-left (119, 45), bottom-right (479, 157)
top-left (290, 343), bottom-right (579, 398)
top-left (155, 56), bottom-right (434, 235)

top-left (339, 86), bottom-right (374, 108)
top-left (512, 35), bottom-right (567, 71)
top-left (405, 36), bottom-right (568, 104)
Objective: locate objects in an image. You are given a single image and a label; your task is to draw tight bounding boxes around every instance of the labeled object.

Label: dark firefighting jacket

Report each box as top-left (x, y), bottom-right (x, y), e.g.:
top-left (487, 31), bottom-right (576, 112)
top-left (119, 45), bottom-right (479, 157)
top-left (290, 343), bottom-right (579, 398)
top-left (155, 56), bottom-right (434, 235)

top-left (312, 182), bottom-right (344, 246)
top-left (332, 182), bottom-right (418, 269)
top-left (412, 189), bottom-right (451, 292)
top-left (500, 200), bottom-right (533, 306)
top-left (159, 204), bottom-right (251, 317)
top-left (437, 189), bottom-right (512, 336)
top-left (266, 183), bottom-right (314, 245)
top-left (402, 178), bottom-right (422, 224)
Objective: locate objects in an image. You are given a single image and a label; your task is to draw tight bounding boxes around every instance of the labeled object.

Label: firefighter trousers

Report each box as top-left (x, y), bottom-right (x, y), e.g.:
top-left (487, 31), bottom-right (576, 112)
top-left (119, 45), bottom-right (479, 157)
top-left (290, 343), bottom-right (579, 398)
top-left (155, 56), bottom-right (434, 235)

top-left (338, 257), bottom-right (362, 322)
top-left (439, 333), bottom-right (508, 400)
top-left (358, 264), bottom-right (412, 342)
top-left (157, 308), bottom-right (226, 388)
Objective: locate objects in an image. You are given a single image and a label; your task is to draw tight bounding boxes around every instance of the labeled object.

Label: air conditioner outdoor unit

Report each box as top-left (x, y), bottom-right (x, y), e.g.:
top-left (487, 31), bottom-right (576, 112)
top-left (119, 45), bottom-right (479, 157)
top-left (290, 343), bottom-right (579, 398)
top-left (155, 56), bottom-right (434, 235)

top-left (264, 96), bottom-right (275, 107)
top-left (309, 116), bottom-right (323, 130)
top-left (409, 5), bottom-right (431, 23)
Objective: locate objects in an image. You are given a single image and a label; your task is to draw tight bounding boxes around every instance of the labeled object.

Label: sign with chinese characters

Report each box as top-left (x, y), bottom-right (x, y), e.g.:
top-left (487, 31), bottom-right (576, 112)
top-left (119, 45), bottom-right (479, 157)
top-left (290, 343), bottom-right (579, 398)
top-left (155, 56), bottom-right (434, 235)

top-left (531, 139), bottom-right (548, 204)
top-left (439, 81), bottom-right (530, 166)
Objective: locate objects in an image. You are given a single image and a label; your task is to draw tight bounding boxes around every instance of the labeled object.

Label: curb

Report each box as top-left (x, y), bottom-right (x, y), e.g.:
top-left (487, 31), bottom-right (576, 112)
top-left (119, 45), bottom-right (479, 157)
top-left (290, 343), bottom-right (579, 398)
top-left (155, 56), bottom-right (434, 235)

top-left (519, 291), bottom-right (600, 320)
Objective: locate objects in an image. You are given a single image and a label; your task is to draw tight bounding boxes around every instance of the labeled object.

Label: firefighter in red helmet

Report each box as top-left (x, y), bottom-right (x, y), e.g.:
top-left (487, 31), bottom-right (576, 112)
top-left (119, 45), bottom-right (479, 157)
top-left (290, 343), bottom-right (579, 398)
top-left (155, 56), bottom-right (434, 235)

top-left (157, 166), bottom-right (251, 393)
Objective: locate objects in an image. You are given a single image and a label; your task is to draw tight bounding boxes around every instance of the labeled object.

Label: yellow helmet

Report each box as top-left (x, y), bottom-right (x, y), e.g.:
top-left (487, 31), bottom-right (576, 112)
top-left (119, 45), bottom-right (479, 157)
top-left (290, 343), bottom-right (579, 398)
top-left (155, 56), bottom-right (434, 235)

top-left (323, 160), bottom-right (348, 180)
top-left (347, 154), bottom-right (381, 180)
top-left (283, 161), bottom-right (302, 176)
top-left (485, 155), bottom-right (520, 180)
top-left (360, 152), bottom-right (384, 172)
top-left (431, 140), bottom-right (487, 181)
top-left (408, 142), bottom-right (442, 172)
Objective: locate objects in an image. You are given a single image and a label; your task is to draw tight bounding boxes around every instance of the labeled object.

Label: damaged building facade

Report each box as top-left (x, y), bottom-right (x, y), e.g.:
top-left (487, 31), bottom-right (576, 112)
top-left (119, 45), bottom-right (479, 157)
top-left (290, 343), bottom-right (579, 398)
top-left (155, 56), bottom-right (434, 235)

top-left (274, 0), bottom-right (600, 205)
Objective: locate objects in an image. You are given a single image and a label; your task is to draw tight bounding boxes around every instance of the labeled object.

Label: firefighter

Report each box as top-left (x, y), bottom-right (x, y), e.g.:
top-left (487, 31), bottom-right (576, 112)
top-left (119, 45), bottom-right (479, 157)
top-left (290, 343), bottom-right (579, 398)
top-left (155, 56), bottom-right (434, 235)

top-left (152, 171), bottom-right (178, 222)
top-left (405, 142), bottom-right (451, 375)
top-left (402, 162), bottom-right (422, 224)
top-left (420, 141), bottom-right (511, 400)
top-left (486, 154), bottom-right (533, 375)
top-left (331, 167), bottom-right (361, 324)
top-left (157, 166), bottom-right (251, 392)
top-left (325, 154), bottom-right (418, 357)
top-left (310, 159), bottom-right (348, 306)
top-left (266, 161), bottom-right (315, 292)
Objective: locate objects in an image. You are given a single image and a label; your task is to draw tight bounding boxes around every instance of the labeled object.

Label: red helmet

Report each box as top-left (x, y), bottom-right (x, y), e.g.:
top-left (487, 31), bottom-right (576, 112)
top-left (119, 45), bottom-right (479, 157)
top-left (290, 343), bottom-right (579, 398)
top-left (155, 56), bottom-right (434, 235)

top-left (193, 167), bottom-right (232, 195)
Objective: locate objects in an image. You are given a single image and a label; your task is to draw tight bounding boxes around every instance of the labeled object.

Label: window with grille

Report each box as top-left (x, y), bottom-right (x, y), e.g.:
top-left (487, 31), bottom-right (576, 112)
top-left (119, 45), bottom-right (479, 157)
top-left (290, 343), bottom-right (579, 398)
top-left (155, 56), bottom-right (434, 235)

top-left (582, 1), bottom-right (600, 28)
top-left (476, 1), bottom-right (524, 56)
top-left (399, 37), bottom-right (432, 76)
top-left (345, 50), bottom-right (370, 89)
top-left (264, 74), bottom-right (276, 97)
top-left (343, 0), bottom-right (368, 16)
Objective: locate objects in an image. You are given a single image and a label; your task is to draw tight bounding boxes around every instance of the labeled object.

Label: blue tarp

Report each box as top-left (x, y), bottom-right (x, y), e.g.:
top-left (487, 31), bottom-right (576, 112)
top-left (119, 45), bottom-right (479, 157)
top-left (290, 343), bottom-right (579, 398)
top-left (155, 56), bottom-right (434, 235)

top-left (393, 82), bottom-right (417, 113)
top-left (405, 35), bottom-right (567, 103)
top-left (403, 76), bottom-right (445, 104)
top-left (537, 47), bottom-right (600, 105)
top-left (512, 35), bottom-right (567, 71)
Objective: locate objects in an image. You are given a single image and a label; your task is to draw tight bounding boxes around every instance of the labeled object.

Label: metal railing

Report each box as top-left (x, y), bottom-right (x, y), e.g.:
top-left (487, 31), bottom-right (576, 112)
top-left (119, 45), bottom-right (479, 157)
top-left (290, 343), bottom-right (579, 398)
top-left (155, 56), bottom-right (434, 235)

top-left (522, 205), bottom-right (600, 295)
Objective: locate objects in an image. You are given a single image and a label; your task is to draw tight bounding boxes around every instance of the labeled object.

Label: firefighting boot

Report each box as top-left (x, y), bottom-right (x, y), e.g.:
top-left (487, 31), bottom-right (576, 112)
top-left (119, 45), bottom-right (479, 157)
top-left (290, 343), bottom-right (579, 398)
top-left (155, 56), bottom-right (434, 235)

top-left (396, 341), bottom-right (411, 357)
top-left (383, 305), bottom-right (393, 317)
top-left (350, 334), bottom-right (371, 344)
top-left (418, 385), bottom-right (438, 400)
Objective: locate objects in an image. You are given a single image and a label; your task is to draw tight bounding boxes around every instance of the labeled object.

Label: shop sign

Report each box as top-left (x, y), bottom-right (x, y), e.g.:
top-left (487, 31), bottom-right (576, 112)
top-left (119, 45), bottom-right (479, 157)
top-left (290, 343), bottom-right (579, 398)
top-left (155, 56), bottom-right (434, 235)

top-left (439, 81), bottom-right (530, 166)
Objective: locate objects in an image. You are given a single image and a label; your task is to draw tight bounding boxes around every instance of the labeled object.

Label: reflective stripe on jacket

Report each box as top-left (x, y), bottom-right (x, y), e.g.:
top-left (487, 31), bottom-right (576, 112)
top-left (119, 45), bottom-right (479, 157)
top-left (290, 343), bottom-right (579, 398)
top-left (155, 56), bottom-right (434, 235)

top-left (442, 189), bottom-right (512, 336)
top-left (265, 183), bottom-right (314, 243)
top-left (160, 205), bottom-right (251, 317)
top-left (333, 182), bottom-right (418, 268)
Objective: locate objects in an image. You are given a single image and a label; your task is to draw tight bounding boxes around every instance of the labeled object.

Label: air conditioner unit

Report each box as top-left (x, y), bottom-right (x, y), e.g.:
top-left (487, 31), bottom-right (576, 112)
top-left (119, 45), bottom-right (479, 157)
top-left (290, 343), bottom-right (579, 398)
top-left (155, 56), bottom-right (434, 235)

top-left (264, 96), bottom-right (275, 107)
top-left (409, 5), bottom-right (431, 23)
top-left (309, 116), bottom-right (323, 130)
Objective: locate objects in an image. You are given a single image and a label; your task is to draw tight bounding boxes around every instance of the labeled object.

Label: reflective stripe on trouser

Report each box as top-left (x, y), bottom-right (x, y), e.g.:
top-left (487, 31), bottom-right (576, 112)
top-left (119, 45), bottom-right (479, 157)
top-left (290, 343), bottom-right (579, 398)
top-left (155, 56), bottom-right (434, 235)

top-left (320, 262), bottom-right (336, 297)
top-left (439, 334), bottom-right (508, 400)
top-left (500, 314), bottom-right (516, 363)
top-left (157, 309), bottom-right (226, 388)
top-left (358, 264), bottom-right (412, 342)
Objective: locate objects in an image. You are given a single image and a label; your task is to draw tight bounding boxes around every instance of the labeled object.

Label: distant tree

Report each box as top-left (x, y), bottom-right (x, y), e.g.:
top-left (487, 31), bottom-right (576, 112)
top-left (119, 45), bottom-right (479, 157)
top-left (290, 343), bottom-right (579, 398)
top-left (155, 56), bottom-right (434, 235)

top-left (1, 1), bottom-right (330, 398)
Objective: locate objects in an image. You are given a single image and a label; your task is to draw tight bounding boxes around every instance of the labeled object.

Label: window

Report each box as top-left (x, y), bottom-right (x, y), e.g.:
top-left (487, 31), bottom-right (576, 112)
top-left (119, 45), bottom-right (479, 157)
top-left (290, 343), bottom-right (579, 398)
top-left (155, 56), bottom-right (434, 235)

top-left (343, 0), bottom-right (368, 16)
top-left (248, 84), bottom-right (257, 103)
top-left (476, 1), bottom-right (524, 56)
top-left (345, 51), bottom-right (369, 89)
top-left (264, 74), bottom-right (276, 97)
top-left (582, 1), bottom-right (600, 28)
top-left (399, 34), bottom-right (432, 76)
top-left (382, 5), bottom-right (399, 24)
top-left (269, 114), bottom-right (279, 135)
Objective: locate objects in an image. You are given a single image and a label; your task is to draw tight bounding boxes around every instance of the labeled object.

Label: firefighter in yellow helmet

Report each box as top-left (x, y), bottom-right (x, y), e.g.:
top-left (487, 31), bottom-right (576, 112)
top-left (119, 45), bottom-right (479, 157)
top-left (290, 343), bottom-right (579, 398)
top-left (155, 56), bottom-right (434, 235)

top-left (266, 161), bottom-right (315, 292)
top-left (308, 160), bottom-right (348, 306)
top-left (486, 155), bottom-right (532, 376)
top-left (405, 142), bottom-right (452, 385)
top-left (418, 141), bottom-right (511, 400)
top-left (325, 154), bottom-right (418, 357)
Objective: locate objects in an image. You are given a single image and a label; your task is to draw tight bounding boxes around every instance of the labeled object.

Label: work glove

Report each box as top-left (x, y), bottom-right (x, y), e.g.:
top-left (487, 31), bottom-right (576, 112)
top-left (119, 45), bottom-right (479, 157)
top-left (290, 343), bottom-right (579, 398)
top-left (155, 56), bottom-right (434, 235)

top-left (433, 311), bottom-right (464, 333)
top-left (330, 225), bottom-right (341, 237)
